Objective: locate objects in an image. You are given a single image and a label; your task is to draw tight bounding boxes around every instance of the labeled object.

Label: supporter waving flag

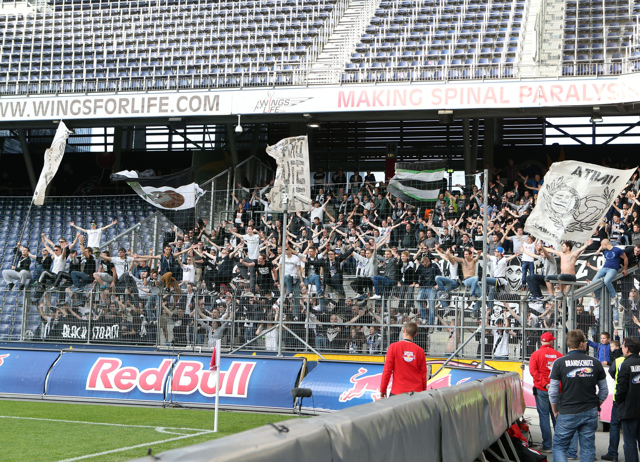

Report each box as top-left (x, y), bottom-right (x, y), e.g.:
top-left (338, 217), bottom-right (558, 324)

top-left (387, 160), bottom-right (448, 207)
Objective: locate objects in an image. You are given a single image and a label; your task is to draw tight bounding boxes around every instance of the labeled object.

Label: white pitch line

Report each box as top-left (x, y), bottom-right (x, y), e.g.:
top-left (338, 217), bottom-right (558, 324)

top-left (55, 431), bottom-right (214, 462)
top-left (0, 415), bottom-right (213, 432)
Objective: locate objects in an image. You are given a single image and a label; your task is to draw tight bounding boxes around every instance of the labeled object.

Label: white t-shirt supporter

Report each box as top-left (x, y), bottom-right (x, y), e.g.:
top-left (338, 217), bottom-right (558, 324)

top-left (284, 254), bottom-right (302, 278)
top-left (86, 229), bottom-right (102, 248)
top-left (489, 256), bottom-right (508, 279)
top-left (112, 256), bottom-right (134, 278)
top-left (522, 242), bottom-right (536, 262)
top-left (243, 233), bottom-right (261, 260)
top-left (51, 254), bottom-right (66, 274)
top-left (181, 264), bottom-right (195, 284)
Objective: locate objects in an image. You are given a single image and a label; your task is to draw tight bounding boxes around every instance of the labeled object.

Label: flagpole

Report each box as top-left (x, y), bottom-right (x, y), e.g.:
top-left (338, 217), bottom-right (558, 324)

top-left (480, 169), bottom-right (489, 368)
top-left (213, 338), bottom-right (221, 432)
top-left (277, 185), bottom-right (288, 357)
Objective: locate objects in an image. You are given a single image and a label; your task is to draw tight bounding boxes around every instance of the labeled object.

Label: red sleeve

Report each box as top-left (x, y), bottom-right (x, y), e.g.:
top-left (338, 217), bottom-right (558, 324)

top-left (379, 343), bottom-right (396, 394)
top-left (529, 350), bottom-right (541, 387)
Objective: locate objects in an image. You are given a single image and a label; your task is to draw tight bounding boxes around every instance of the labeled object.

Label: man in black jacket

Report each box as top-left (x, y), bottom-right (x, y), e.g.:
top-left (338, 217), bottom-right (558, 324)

top-left (2, 244), bottom-right (31, 291)
top-left (322, 245), bottom-right (354, 297)
top-left (615, 337), bottom-right (640, 462)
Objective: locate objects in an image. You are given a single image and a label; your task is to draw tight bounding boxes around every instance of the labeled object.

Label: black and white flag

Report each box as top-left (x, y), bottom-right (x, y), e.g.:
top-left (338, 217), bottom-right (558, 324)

top-left (111, 168), bottom-right (204, 211)
top-left (387, 160), bottom-right (447, 206)
top-left (525, 161), bottom-right (635, 246)
top-left (266, 135), bottom-right (311, 212)
top-left (33, 121), bottom-right (72, 206)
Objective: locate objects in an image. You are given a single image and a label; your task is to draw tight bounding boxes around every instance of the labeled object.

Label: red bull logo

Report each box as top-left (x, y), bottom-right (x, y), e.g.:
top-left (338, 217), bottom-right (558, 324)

top-left (86, 357), bottom-right (255, 397)
top-left (0, 354), bottom-right (8, 366)
top-left (339, 367), bottom-right (390, 402)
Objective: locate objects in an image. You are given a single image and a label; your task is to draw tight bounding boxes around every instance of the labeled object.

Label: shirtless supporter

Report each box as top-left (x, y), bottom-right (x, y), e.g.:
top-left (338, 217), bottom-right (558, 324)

top-left (543, 240), bottom-right (591, 294)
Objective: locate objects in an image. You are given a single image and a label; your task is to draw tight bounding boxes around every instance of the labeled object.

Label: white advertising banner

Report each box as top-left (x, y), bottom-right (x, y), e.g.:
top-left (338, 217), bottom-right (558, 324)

top-left (524, 161), bottom-right (636, 246)
top-left (32, 121), bottom-right (72, 205)
top-left (2, 74), bottom-right (640, 121)
top-left (266, 135), bottom-right (311, 212)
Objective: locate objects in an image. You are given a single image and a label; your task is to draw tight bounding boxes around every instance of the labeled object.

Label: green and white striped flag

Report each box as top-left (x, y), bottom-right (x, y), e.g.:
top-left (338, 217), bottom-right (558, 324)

top-left (387, 161), bottom-right (447, 205)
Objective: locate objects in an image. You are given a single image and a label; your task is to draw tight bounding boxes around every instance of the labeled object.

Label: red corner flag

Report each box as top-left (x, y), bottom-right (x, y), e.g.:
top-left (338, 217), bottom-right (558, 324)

top-left (209, 339), bottom-right (221, 371)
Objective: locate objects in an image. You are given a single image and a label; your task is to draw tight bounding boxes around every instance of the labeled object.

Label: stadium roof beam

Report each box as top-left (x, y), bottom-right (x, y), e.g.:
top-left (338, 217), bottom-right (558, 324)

top-left (602, 120), bottom-right (640, 145)
top-left (543, 120), bottom-right (587, 145)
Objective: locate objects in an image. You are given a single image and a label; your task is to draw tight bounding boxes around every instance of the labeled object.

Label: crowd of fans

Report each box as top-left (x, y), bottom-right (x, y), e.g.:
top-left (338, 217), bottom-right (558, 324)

top-left (2, 161), bottom-right (640, 357)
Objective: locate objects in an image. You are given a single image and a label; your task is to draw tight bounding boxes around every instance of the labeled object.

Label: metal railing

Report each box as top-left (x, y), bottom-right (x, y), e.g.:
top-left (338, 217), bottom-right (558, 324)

top-left (9, 275), bottom-right (577, 363)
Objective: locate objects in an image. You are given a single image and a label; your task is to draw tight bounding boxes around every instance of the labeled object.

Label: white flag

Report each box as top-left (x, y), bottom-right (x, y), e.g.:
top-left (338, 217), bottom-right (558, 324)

top-left (525, 161), bottom-right (635, 246)
top-left (265, 135), bottom-right (311, 212)
top-left (32, 121), bottom-right (72, 206)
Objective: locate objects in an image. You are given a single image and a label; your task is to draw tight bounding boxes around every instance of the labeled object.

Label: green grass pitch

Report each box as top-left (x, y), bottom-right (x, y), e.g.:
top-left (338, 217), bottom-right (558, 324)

top-left (0, 400), bottom-right (293, 462)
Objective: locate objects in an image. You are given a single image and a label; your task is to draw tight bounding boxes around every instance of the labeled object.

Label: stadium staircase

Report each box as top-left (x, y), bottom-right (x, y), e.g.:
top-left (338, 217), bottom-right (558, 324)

top-left (307, 0), bottom-right (381, 84)
top-left (537, 0), bottom-right (565, 76)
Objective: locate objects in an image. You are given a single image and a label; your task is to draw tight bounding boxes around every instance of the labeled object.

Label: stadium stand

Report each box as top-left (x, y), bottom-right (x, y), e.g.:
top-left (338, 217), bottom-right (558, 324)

top-left (0, 0), bottom-right (349, 94)
top-left (343, 0), bottom-right (526, 83)
top-left (561, 0), bottom-right (640, 76)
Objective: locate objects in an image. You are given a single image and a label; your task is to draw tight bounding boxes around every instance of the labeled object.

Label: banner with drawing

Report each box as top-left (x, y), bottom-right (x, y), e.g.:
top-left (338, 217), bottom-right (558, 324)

top-left (525, 161), bottom-right (635, 246)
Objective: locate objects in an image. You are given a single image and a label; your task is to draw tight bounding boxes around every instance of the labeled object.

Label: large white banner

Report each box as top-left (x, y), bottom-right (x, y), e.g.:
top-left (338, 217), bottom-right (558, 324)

top-left (32, 121), bottom-right (72, 206)
top-left (266, 135), bottom-right (311, 212)
top-left (2, 74), bottom-right (640, 122)
top-left (525, 161), bottom-right (635, 246)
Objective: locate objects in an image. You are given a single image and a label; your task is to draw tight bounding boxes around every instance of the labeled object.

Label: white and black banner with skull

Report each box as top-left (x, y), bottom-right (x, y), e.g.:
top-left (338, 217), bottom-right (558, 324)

top-left (111, 168), bottom-right (205, 231)
top-left (525, 161), bottom-right (635, 247)
top-left (265, 135), bottom-right (311, 212)
top-left (111, 168), bottom-right (204, 210)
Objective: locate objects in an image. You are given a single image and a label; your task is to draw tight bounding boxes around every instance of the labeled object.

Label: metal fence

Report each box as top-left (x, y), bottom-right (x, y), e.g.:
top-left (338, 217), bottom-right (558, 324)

top-left (9, 265), bottom-right (638, 361)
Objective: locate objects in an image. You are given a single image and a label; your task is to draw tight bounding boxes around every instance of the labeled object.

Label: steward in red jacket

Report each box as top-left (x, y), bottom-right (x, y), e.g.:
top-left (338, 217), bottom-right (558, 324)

top-left (379, 321), bottom-right (427, 397)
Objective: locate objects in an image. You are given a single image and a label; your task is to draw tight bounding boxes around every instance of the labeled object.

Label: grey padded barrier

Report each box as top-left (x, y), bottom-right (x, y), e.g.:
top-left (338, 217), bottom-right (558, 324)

top-left (481, 374), bottom-right (510, 441)
top-left (505, 371), bottom-right (526, 425)
top-left (432, 381), bottom-right (493, 462)
top-left (321, 392), bottom-right (441, 462)
top-left (129, 372), bottom-right (522, 462)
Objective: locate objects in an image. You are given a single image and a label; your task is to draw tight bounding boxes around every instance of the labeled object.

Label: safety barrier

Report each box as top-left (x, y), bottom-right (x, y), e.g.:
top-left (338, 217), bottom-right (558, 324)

top-left (128, 371), bottom-right (524, 462)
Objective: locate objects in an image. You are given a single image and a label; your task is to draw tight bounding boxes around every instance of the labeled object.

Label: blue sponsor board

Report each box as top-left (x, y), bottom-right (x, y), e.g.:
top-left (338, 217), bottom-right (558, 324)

top-left (300, 361), bottom-right (387, 411)
top-left (300, 361), bottom-right (504, 411)
top-left (171, 355), bottom-right (304, 409)
top-left (46, 352), bottom-right (172, 402)
top-left (44, 351), bottom-right (304, 409)
top-left (0, 349), bottom-right (59, 395)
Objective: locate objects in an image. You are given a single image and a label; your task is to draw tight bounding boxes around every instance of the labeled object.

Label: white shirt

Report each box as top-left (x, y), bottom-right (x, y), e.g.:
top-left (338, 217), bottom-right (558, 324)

top-left (489, 256), bottom-right (508, 279)
top-left (112, 256), bottom-right (134, 278)
top-left (243, 233), bottom-right (261, 260)
top-left (493, 329), bottom-right (510, 357)
top-left (51, 254), bottom-right (66, 274)
top-left (181, 264), bottom-right (195, 284)
top-left (310, 204), bottom-right (326, 222)
top-left (284, 254), bottom-right (302, 278)
top-left (522, 242), bottom-right (535, 262)
top-left (86, 229), bottom-right (102, 248)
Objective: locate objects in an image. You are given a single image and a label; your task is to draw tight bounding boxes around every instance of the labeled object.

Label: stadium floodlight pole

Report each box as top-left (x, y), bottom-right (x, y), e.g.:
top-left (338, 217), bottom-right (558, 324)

top-left (480, 169), bottom-right (489, 368)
